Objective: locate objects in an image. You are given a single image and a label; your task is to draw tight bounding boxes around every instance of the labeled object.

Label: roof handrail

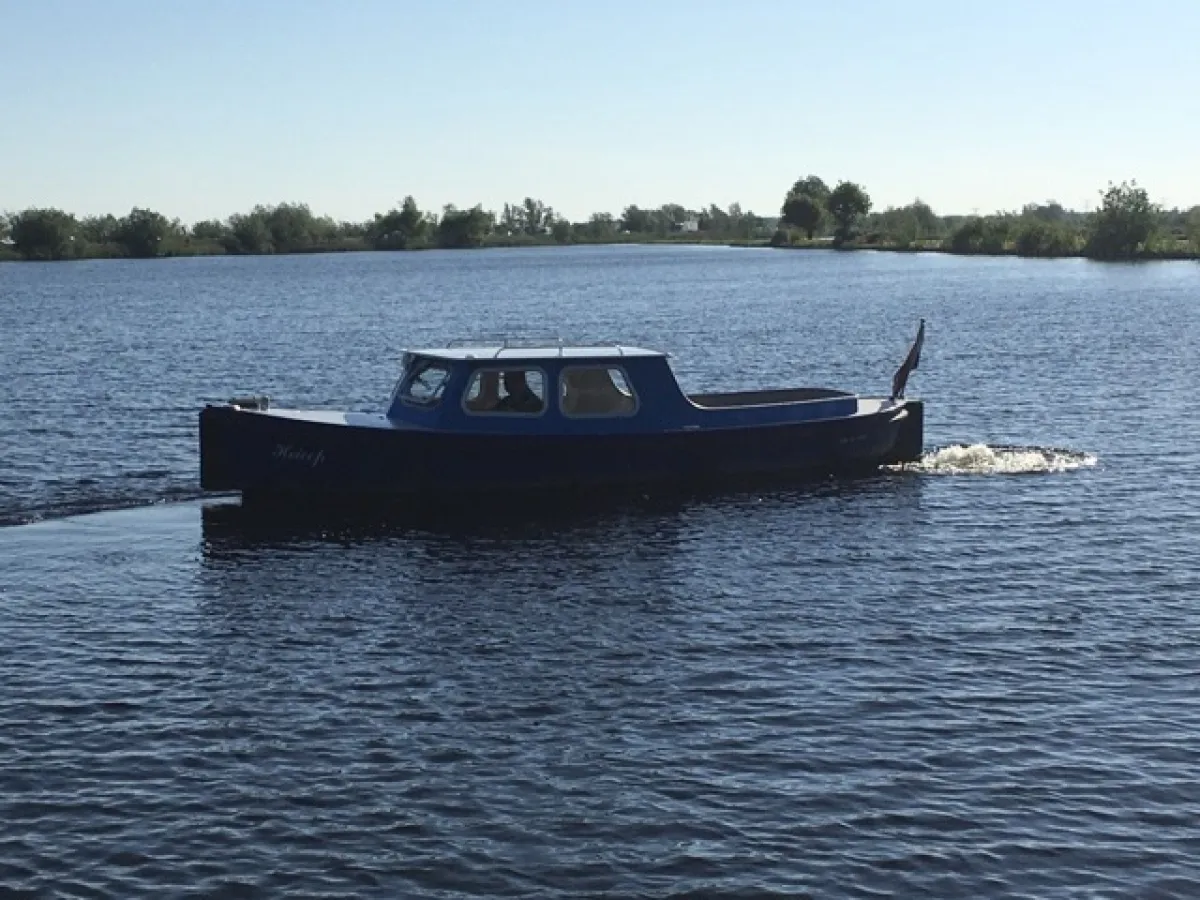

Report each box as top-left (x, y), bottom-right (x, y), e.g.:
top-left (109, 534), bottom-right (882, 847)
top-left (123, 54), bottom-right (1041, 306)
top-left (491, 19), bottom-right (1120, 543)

top-left (441, 336), bottom-right (633, 351)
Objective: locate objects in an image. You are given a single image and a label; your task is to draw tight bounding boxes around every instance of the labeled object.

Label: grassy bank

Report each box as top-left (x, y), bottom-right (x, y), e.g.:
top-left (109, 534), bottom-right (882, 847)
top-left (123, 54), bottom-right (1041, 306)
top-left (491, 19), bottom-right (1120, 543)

top-left (771, 236), bottom-right (1199, 261)
top-left (0, 231), bottom-right (766, 262)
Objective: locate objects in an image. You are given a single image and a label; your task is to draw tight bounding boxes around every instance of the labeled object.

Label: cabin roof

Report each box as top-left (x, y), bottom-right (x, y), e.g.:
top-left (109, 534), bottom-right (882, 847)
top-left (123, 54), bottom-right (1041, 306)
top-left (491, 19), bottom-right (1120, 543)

top-left (407, 344), bottom-right (667, 362)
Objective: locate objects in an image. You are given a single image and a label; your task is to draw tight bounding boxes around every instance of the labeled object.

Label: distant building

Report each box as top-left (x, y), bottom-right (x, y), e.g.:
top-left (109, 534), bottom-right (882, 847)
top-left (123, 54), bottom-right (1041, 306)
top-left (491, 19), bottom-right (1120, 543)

top-left (675, 217), bottom-right (700, 233)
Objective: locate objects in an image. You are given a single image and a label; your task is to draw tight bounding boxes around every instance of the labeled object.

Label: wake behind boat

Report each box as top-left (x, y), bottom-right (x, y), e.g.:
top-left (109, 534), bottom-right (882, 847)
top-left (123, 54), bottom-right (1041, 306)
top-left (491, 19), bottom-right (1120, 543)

top-left (199, 321), bottom-right (926, 506)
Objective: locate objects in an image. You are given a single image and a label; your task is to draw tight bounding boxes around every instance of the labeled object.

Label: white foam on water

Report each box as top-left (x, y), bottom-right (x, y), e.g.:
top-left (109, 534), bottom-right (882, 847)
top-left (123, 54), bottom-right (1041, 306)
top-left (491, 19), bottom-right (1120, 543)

top-left (889, 444), bottom-right (1098, 476)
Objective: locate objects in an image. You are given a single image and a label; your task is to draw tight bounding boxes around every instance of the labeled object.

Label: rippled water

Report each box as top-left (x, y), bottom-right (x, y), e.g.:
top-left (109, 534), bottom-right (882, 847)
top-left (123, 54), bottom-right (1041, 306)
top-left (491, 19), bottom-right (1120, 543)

top-left (2, 247), bottom-right (1199, 897)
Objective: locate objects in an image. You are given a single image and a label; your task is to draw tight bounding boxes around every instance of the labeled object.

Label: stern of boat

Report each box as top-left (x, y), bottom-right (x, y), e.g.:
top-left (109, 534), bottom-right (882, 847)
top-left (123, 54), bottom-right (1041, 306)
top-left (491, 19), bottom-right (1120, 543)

top-left (879, 318), bottom-right (925, 465)
top-left (882, 398), bottom-right (924, 465)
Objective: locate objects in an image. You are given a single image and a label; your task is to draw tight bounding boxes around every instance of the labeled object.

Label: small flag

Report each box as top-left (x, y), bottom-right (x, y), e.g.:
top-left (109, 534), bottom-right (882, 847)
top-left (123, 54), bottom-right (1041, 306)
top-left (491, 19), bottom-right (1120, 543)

top-left (891, 319), bottom-right (925, 400)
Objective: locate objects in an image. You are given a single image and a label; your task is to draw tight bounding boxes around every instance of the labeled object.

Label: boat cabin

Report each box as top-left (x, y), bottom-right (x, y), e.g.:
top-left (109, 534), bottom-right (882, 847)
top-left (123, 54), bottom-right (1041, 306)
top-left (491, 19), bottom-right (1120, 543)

top-left (384, 342), bottom-right (865, 434)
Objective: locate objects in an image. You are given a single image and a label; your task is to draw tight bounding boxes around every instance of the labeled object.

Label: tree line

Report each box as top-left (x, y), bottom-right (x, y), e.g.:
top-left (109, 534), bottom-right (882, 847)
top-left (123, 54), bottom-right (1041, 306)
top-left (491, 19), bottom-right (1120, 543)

top-left (3, 182), bottom-right (1196, 262)
top-left (776, 175), bottom-right (1200, 260)
top-left (0, 198), bottom-right (773, 261)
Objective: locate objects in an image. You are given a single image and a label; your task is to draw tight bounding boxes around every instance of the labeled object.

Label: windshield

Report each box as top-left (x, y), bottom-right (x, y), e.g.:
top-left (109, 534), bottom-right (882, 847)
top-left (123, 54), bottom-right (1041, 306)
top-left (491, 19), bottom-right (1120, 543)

top-left (399, 357), bottom-right (452, 406)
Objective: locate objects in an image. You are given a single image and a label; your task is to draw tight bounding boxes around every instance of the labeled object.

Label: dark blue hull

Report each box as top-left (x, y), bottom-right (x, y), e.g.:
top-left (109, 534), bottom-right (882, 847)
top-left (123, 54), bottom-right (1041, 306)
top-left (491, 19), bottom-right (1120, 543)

top-left (200, 401), bottom-right (923, 505)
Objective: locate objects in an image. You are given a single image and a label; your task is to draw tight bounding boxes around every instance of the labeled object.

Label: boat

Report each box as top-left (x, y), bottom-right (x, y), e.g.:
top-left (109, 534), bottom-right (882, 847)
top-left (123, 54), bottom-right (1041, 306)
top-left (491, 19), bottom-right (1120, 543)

top-left (199, 320), bottom-right (926, 506)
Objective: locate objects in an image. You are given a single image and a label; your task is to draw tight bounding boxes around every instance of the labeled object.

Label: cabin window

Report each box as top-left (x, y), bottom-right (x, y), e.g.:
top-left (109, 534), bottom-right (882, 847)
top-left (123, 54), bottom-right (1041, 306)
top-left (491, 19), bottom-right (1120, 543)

top-left (559, 366), bottom-right (638, 417)
top-left (463, 368), bottom-right (546, 415)
top-left (400, 358), bottom-right (452, 406)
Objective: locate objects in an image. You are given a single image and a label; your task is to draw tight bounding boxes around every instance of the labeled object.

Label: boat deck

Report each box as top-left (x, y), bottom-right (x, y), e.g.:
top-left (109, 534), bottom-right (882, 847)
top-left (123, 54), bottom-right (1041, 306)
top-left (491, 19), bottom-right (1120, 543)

top-left (687, 387), bottom-right (854, 409)
top-left (246, 395), bottom-right (900, 430)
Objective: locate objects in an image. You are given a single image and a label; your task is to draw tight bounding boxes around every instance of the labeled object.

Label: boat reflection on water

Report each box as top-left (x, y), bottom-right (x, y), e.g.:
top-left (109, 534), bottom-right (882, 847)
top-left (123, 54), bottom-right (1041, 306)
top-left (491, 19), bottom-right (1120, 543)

top-left (194, 473), bottom-right (931, 672)
top-left (199, 468), bottom-right (927, 558)
top-left (196, 486), bottom-right (717, 631)
top-left (200, 488), bottom-right (699, 554)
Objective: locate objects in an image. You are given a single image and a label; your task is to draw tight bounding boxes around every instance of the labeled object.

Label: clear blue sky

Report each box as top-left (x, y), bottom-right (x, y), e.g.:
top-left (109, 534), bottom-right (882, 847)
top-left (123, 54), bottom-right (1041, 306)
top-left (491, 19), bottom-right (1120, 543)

top-left (3, 0), bottom-right (1197, 224)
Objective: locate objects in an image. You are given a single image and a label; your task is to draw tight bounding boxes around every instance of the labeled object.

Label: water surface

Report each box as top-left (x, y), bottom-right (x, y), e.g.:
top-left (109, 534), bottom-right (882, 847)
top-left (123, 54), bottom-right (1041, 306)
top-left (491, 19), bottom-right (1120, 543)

top-left (1, 247), bottom-right (1198, 897)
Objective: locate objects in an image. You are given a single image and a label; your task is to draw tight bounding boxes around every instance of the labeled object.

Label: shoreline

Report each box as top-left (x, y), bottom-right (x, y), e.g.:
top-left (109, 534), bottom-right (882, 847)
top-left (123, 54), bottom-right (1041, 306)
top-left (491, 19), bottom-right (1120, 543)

top-left (3, 240), bottom-right (1196, 264)
top-left (0, 234), bottom-right (754, 263)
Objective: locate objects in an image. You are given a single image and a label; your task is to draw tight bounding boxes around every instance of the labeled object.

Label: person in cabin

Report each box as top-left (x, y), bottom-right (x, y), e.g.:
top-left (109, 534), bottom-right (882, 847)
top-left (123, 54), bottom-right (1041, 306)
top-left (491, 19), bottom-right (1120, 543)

top-left (466, 370), bottom-right (501, 411)
top-left (494, 370), bottom-right (542, 413)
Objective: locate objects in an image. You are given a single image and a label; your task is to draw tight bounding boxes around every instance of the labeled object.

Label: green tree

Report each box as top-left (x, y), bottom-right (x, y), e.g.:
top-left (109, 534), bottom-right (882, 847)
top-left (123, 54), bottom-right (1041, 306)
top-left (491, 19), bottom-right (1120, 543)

top-left (523, 197), bottom-right (552, 235)
top-left (731, 207), bottom-right (763, 240)
top-left (1014, 220), bottom-right (1077, 257)
top-left (660, 203), bottom-right (690, 231)
top-left (698, 203), bottom-right (730, 234)
top-left (499, 203), bottom-right (521, 235)
top-left (259, 202), bottom-right (323, 252)
top-left (909, 199), bottom-right (940, 237)
top-left (551, 217), bottom-right (573, 243)
top-left (1022, 201), bottom-right (1067, 224)
top-left (497, 198), bottom-right (554, 235)
top-left (115, 207), bottom-right (171, 258)
top-left (948, 217), bottom-right (1010, 255)
top-left (1085, 180), bottom-right (1158, 260)
top-left (11, 208), bottom-right (78, 260)
top-left (191, 219), bottom-right (227, 241)
top-left (579, 212), bottom-right (617, 239)
top-left (620, 205), bottom-right (653, 234)
top-left (80, 214), bottom-right (120, 245)
top-left (396, 196), bottom-right (425, 241)
top-left (826, 181), bottom-right (871, 245)
top-left (0, 212), bottom-right (10, 243)
top-left (335, 220), bottom-right (369, 239)
top-left (436, 204), bottom-right (492, 248)
top-left (647, 207), bottom-right (674, 235)
top-left (874, 206), bottom-right (921, 246)
top-left (789, 175), bottom-right (830, 204)
top-left (780, 175), bottom-right (830, 240)
top-left (781, 194), bottom-right (823, 239)
top-left (865, 201), bottom-right (943, 246)
top-left (224, 211), bottom-right (273, 254)
top-left (1186, 205), bottom-right (1200, 251)
top-left (371, 195), bottom-right (426, 249)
